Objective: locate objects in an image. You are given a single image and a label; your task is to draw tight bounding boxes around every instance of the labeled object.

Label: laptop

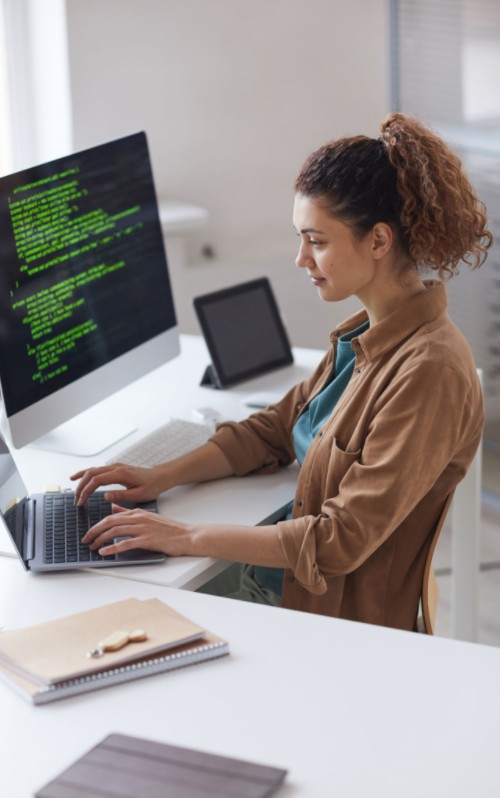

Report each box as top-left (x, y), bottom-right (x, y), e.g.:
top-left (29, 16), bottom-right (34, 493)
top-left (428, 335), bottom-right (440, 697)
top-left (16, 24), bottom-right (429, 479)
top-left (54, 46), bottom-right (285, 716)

top-left (0, 439), bottom-right (166, 571)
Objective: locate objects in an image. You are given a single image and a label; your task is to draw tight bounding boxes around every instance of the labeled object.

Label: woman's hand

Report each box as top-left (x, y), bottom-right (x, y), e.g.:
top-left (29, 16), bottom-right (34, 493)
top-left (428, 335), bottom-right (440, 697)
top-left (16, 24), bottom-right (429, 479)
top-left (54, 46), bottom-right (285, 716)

top-left (81, 504), bottom-right (287, 566)
top-left (70, 442), bottom-right (234, 507)
top-left (81, 504), bottom-right (194, 557)
top-left (70, 463), bottom-right (168, 506)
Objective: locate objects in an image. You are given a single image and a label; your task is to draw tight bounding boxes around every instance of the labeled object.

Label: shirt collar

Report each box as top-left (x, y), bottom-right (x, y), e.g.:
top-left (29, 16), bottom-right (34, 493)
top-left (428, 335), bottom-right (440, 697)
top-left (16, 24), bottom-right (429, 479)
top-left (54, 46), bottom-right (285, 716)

top-left (329, 281), bottom-right (448, 362)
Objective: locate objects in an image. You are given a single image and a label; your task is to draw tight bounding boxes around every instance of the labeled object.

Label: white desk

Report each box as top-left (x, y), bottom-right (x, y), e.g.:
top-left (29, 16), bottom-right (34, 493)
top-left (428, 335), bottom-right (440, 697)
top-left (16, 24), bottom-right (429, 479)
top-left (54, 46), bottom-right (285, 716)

top-left (0, 334), bottom-right (310, 589)
top-left (0, 557), bottom-right (499, 798)
top-left (0, 335), bottom-right (482, 639)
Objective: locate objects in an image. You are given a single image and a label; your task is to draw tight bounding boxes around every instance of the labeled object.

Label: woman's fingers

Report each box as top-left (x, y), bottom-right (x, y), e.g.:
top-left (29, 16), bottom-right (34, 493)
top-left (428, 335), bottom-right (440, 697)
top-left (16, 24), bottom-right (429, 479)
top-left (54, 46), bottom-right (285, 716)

top-left (81, 505), bottom-right (190, 558)
top-left (71, 465), bottom-right (119, 505)
top-left (71, 464), bottom-right (152, 505)
top-left (82, 506), bottom-right (166, 553)
top-left (82, 506), bottom-right (143, 544)
top-left (70, 463), bottom-right (120, 484)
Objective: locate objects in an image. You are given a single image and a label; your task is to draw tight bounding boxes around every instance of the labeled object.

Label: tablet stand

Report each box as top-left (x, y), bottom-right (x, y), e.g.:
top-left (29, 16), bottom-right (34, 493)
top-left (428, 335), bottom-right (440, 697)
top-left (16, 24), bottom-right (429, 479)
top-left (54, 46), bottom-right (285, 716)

top-left (200, 364), bottom-right (222, 389)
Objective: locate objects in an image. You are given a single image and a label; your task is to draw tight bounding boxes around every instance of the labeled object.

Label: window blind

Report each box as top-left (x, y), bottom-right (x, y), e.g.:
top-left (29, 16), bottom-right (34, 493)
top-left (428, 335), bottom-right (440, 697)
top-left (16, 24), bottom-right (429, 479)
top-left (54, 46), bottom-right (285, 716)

top-left (392, 0), bottom-right (500, 437)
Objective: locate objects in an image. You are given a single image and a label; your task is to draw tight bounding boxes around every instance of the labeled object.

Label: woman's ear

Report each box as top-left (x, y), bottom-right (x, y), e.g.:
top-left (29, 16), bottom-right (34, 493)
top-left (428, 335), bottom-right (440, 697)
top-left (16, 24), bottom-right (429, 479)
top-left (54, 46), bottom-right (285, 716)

top-left (371, 222), bottom-right (393, 259)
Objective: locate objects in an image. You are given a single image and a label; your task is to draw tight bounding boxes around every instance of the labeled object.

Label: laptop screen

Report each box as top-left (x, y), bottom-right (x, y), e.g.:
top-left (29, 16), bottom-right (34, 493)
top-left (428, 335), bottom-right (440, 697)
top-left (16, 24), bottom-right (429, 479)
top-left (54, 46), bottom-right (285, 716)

top-left (0, 438), bottom-right (29, 564)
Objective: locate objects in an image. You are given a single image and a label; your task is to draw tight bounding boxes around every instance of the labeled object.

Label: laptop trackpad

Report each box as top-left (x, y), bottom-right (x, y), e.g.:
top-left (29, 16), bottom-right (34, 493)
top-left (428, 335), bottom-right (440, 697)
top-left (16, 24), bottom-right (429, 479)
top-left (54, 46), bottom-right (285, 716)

top-left (113, 536), bottom-right (165, 562)
top-left (113, 536), bottom-right (130, 546)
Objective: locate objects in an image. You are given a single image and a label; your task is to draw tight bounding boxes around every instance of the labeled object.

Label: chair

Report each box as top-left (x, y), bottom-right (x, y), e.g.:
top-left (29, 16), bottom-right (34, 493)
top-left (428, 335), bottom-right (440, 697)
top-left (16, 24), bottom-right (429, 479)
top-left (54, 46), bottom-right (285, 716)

top-left (417, 491), bottom-right (455, 635)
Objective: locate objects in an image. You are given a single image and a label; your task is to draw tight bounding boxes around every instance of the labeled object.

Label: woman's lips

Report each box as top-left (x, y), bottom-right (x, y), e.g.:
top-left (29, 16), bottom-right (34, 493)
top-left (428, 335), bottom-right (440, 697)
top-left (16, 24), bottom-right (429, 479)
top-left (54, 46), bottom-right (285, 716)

top-left (308, 273), bottom-right (325, 286)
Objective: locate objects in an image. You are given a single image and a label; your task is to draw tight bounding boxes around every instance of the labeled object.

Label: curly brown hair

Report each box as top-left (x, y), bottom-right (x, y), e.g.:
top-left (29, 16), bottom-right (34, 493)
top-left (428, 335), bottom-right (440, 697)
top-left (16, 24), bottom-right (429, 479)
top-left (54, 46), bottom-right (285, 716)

top-left (294, 112), bottom-right (492, 278)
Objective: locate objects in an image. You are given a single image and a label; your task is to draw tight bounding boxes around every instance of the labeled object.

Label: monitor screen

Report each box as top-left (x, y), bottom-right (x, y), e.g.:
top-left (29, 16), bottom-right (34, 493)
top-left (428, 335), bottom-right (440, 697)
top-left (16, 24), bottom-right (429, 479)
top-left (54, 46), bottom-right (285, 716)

top-left (0, 132), bottom-right (179, 450)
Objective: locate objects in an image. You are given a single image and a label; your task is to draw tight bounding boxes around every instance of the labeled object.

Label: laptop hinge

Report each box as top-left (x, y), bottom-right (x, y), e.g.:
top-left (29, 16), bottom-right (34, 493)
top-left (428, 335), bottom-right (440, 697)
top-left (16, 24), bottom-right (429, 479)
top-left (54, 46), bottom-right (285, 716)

top-left (22, 498), bottom-right (35, 564)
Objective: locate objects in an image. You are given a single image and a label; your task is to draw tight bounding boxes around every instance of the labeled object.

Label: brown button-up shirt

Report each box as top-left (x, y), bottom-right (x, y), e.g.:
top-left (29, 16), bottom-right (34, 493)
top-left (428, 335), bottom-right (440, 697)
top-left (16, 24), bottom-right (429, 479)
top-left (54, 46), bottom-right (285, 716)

top-left (211, 283), bottom-right (484, 630)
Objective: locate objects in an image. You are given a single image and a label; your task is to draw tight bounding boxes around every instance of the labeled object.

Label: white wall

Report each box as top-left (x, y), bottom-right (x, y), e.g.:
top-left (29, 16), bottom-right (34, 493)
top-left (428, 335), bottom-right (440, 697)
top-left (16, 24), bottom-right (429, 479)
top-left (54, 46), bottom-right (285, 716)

top-left (2, 0), bottom-right (72, 171)
top-left (66, 0), bottom-right (390, 348)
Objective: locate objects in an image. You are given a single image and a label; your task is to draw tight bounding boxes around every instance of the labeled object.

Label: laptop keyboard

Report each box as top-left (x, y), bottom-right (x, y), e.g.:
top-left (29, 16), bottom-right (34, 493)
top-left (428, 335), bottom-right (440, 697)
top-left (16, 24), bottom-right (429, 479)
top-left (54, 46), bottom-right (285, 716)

top-left (43, 492), bottom-right (116, 564)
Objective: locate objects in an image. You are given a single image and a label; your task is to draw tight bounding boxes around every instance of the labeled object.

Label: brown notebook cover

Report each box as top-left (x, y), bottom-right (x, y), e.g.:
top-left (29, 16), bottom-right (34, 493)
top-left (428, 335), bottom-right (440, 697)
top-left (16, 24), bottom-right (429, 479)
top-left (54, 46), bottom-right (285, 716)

top-left (35, 733), bottom-right (288, 798)
top-left (0, 599), bottom-right (228, 704)
top-left (0, 597), bottom-right (205, 684)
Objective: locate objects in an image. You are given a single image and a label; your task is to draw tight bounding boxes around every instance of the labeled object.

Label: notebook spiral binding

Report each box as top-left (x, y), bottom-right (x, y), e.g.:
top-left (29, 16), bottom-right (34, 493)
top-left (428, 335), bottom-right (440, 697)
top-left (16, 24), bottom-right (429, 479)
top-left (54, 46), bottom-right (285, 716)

top-left (38, 640), bottom-right (228, 703)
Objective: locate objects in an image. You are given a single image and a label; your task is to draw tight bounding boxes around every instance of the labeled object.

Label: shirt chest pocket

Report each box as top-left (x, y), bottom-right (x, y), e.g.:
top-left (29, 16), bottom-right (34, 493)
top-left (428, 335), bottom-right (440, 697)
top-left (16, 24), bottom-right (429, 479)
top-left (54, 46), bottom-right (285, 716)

top-left (322, 436), bottom-right (361, 497)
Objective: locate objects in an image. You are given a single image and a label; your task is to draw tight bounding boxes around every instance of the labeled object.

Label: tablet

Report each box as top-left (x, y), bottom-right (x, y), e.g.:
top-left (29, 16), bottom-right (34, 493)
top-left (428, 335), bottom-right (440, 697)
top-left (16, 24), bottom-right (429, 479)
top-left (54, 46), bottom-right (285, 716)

top-left (193, 278), bottom-right (294, 388)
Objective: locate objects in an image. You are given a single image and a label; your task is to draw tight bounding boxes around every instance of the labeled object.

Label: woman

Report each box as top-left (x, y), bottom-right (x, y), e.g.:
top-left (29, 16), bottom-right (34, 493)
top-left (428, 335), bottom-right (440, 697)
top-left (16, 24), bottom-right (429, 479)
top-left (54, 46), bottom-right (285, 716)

top-left (73, 113), bottom-right (491, 631)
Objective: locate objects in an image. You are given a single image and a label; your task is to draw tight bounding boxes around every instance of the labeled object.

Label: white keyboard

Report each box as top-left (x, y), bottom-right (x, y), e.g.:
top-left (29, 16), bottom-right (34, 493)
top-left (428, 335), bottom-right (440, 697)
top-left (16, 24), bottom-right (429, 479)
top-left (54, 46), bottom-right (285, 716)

top-left (107, 418), bottom-right (213, 467)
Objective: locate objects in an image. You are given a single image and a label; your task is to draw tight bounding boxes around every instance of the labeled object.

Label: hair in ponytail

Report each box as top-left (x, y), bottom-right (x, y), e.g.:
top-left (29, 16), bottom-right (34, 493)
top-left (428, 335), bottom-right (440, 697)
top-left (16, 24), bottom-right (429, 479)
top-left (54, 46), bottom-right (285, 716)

top-left (295, 113), bottom-right (492, 278)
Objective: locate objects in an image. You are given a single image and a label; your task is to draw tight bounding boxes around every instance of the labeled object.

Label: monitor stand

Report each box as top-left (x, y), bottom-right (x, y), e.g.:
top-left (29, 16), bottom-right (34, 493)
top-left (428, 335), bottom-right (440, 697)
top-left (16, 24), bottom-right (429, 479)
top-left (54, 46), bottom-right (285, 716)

top-left (28, 408), bottom-right (138, 457)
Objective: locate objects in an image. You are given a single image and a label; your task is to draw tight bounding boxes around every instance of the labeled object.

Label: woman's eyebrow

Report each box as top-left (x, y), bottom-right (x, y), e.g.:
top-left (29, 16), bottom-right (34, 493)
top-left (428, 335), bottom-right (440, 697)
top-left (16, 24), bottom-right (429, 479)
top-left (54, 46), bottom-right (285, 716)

top-left (293, 226), bottom-right (326, 234)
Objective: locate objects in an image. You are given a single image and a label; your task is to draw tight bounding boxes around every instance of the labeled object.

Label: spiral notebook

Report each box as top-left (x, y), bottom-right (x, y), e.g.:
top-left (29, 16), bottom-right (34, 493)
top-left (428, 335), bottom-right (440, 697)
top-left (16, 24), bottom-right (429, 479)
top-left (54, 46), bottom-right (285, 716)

top-left (0, 597), bottom-right (228, 704)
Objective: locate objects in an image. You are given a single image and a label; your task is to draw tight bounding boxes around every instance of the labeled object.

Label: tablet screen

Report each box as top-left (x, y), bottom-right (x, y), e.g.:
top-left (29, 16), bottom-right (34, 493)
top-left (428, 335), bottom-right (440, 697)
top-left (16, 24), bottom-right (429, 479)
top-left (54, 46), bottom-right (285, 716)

top-left (193, 278), bottom-right (293, 387)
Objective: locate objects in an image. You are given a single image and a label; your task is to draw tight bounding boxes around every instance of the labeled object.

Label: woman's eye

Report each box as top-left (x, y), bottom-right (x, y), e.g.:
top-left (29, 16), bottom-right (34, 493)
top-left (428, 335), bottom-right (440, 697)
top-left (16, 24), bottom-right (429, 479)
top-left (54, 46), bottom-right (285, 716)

top-left (308, 239), bottom-right (323, 247)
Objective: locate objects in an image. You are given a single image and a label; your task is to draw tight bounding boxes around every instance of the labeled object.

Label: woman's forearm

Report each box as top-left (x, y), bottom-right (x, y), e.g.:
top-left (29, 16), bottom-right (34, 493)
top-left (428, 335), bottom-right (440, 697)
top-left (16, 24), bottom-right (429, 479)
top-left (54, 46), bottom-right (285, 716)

top-left (187, 522), bottom-right (287, 567)
top-left (158, 444), bottom-right (287, 566)
top-left (155, 440), bottom-right (235, 492)
top-left (83, 504), bottom-right (289, 565)
top-left (72, 440), bottom-right (238, 506)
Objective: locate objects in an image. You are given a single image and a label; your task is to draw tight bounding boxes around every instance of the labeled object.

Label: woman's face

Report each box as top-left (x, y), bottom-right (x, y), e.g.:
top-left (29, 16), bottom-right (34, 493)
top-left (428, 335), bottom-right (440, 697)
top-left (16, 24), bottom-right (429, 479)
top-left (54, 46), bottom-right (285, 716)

top-left (293, 194), bottom-right (377, 304)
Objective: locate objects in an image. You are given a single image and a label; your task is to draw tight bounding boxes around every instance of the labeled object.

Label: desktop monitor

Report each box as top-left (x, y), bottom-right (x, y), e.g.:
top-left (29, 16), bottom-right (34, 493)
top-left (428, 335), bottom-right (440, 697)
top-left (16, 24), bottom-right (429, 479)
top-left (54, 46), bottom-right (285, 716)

top-left (0, 131), bottom-right (179, 453)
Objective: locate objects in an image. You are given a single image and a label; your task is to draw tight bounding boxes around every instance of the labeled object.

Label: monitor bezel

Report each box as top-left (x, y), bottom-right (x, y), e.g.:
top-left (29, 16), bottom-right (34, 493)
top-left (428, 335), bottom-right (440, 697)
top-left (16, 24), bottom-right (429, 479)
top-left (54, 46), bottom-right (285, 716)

top-left (3, 326), bottom-right (179, 449)
top-left (0, 131), bottom-right (180, 450)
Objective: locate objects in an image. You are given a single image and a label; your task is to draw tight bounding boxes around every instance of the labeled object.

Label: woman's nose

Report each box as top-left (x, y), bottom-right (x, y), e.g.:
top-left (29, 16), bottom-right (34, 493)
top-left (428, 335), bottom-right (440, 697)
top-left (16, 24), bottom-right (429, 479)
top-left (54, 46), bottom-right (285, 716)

top-left (295, 241), bottom-right (311, 269)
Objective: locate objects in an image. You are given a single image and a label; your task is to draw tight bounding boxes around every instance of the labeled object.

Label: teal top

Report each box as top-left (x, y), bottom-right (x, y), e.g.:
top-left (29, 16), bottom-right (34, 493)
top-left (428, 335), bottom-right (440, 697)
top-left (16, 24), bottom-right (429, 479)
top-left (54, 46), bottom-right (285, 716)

top-left (253, 320), bottom-right (369, 596)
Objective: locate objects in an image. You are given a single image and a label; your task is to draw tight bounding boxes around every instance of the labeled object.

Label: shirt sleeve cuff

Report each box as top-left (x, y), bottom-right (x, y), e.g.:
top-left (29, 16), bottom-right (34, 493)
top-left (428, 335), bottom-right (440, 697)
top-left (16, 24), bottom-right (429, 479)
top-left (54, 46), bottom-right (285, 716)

top-left (209, 423), bottom-right (281, 477)
top-left (277, 517), bottom-right (327, 595)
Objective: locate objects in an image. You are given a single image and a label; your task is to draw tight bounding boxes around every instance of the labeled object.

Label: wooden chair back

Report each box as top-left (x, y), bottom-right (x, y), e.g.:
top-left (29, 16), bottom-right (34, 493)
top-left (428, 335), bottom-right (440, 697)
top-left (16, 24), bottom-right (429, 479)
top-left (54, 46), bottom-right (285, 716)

top-left (417, 491), bottom-right (455, 635)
